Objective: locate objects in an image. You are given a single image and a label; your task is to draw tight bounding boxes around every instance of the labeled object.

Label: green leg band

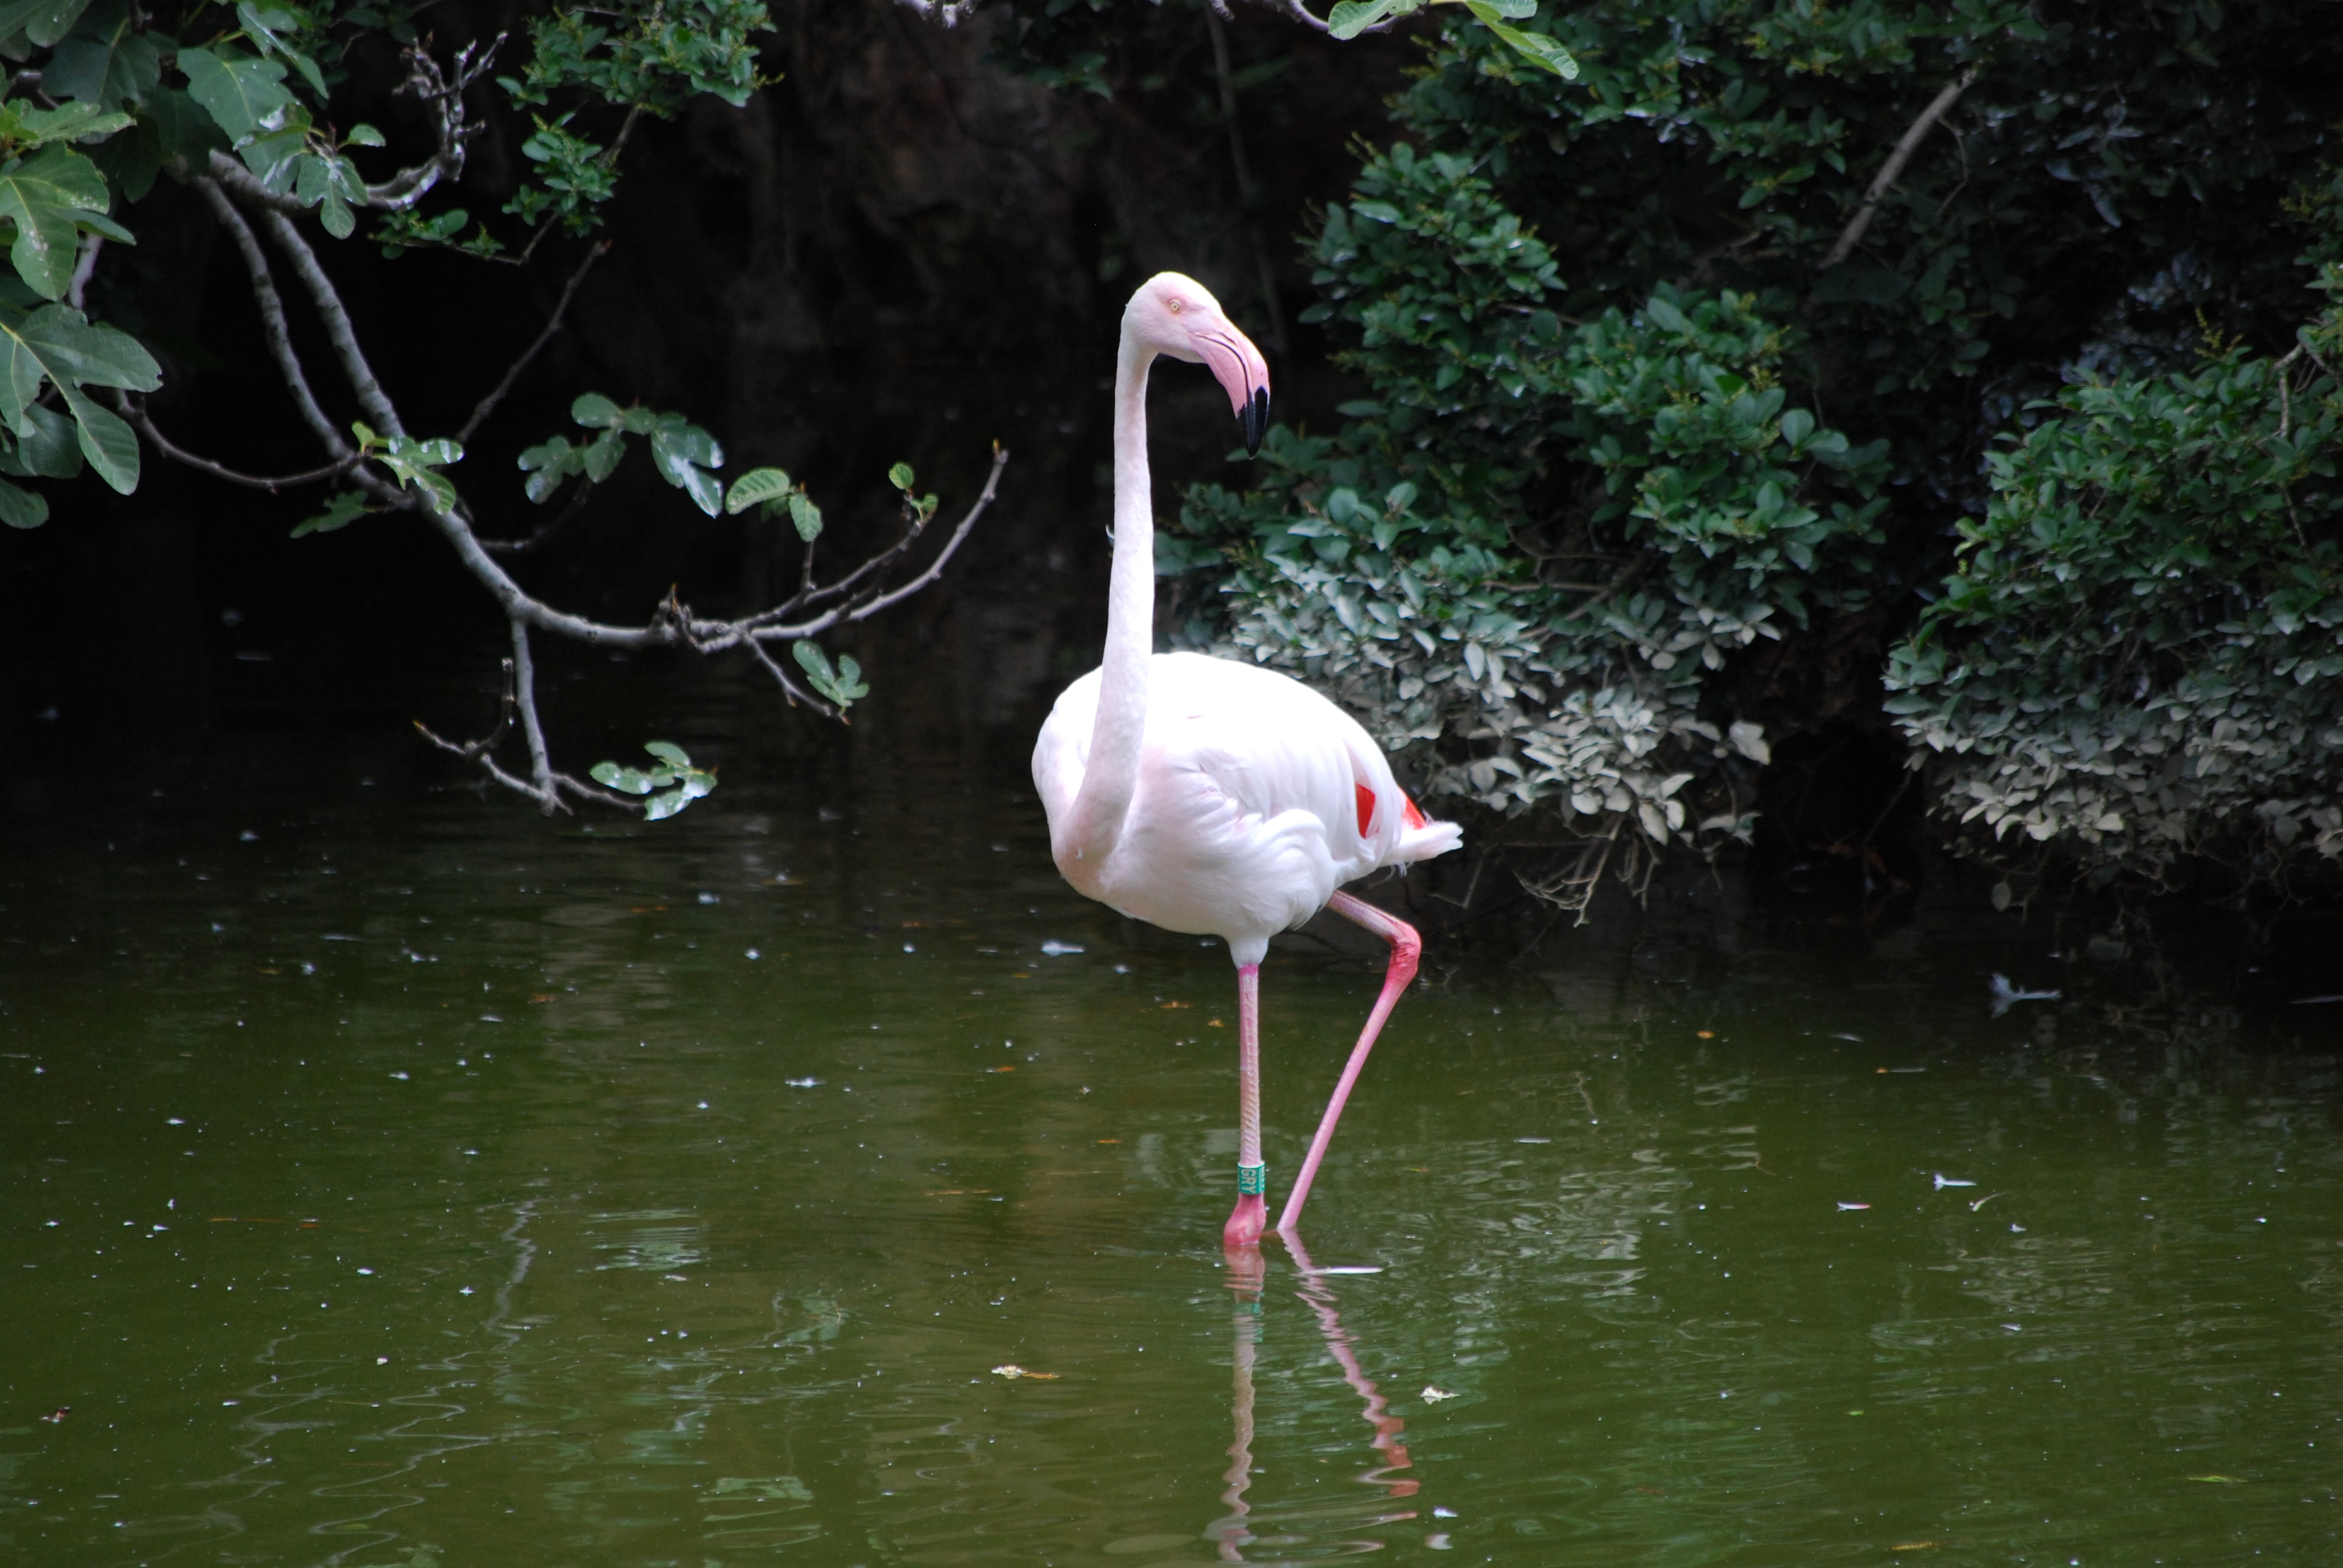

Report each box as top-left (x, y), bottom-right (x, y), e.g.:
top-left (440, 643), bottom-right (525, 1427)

top-left (1237, 1163), bottom-right (1267, 1196)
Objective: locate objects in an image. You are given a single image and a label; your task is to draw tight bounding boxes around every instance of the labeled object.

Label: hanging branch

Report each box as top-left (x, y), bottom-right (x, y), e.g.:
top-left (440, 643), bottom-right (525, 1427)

top-left (174, 144), bottom-right (1007, 816)
top-left (1820, 68), bottom-right (1977, 270)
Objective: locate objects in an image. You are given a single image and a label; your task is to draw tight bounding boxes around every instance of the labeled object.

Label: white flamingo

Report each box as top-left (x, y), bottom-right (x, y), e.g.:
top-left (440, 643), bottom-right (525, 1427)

top-left (1034, 273), bottom-right (1462, 1249)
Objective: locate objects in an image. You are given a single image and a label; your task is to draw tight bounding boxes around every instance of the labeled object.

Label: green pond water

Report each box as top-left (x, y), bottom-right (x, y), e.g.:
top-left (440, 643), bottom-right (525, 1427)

top-left (4, 760), bottom-right (2339, 1568)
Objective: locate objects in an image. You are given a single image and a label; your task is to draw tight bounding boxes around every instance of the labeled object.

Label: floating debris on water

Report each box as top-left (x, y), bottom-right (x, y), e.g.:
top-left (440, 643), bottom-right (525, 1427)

top-left (1039, 940), bottom-right (1085, 956)
top-left (1837, 1202), bottom-right (1870, 1210)
top-left (1421, 1386), bottom-right (1457, 1402)
top-left (1933, 1174), bottom-right (1977, 1189)
top-left (784, 1077), bottom-right (822, 1088)
top-left (1990, 973), bottom-right (2061, 1017)
top-left (992, 1364), bottom-right (1058, 1380)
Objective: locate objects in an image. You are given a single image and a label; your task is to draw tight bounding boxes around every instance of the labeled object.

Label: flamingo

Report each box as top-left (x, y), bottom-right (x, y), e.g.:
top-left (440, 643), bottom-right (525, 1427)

top-left (1033, 273), bottom-right (1462, 1249)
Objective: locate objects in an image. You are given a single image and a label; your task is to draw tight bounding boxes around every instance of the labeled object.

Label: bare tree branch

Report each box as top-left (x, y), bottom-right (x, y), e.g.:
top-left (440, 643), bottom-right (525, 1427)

top-left (67, 234), bottom-right (100, 311)
top-left (194, 177), bottom-right (352, 460)
top-left (510, 617), bottom-right (559, 811)
top-left (203, 39), bottom-right (504, 221)
top-left (1820, 68), bottom-right (1977, 270)
top-left (365, 38), bottom-right (503, 209)
top-left (113, 393), bottom-right (362, 490)
top-left (183, 30), bottom-right (1008, 817)
top-left (259, 209), bottom-right (407, 439)
top-left (1248, 0), bottom-right (1329, 31)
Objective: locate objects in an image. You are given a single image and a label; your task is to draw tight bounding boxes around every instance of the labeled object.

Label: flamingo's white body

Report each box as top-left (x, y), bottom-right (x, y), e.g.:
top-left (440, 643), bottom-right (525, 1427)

top-left (1034, 273), bottom-right (1461, 1248)
top-left (1036, 653), bottom-right (1457, 954)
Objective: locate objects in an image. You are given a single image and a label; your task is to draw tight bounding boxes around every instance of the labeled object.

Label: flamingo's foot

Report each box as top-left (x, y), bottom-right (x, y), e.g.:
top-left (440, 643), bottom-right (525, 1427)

top-left (1222, 1193), bottom-right (1267, 1250)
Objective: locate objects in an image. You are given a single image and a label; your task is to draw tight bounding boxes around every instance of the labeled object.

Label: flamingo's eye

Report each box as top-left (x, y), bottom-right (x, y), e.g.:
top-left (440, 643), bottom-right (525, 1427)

top-left (1167, 297), bottom-right (1184, 314)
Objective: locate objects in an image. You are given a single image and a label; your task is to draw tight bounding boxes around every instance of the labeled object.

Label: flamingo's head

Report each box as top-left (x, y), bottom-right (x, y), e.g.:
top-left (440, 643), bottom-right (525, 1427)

top-left (1125, 272), bottom-right (1271, 455)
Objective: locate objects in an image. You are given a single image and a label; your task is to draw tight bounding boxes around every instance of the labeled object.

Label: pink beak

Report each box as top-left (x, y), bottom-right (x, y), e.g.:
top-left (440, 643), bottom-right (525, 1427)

top-left (1193, 321), bottom-right (1271, 456)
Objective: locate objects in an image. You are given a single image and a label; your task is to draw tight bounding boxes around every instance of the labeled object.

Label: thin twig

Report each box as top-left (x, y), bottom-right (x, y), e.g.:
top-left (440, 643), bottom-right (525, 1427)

top-left (483, 479), bottom-right (597, 556)
top-left (195, 177), bottom-right (351, 459)
top-left (1820, 68), bottom-right (1977, 270)
top-left (459, 240), bottom-right (612, 443)
top-left (749, 637), bottom-right (837, 717)
top-left (114, 394), bottom-right (362, 490)
top-left (554, 773), bottom-right (640, 809)
top-left (415, 656), bottom-right (517, 760)
top-left (1247, 0), bottom-right (1328, 31)
top-left (742, 441), bottom-right (1009, 643)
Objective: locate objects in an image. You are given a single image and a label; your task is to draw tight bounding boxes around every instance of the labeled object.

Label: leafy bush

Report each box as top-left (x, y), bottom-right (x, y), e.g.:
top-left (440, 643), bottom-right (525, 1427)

top-left (1152, 0), bottom-right (2343, 902)
top-left (1885, 284), bottom-right (2343, 890)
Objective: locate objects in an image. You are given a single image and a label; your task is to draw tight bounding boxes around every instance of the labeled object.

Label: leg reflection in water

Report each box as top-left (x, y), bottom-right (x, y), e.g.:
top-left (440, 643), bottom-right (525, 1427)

top-left (1211, 1234), bottom-right (1420, 1563)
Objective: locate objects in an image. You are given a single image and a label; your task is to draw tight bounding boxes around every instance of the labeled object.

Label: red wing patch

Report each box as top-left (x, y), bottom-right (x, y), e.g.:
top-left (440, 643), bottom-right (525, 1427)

top-left (1403, 795), bottom-right (1427, 831)
top-left (1355, 782), bottom-right (1377, 838)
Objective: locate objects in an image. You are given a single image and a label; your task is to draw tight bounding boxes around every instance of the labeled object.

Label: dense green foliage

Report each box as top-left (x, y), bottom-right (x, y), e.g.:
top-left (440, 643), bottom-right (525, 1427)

top-left (1884, 284), bottom-right (2343, 889)
top-left (1149, 0), bottom-right (2343, 897)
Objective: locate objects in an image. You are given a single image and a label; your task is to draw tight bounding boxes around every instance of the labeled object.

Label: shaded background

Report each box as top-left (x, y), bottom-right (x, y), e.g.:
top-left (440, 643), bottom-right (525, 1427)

top-left (1, 0), bottom-right (1397, 812)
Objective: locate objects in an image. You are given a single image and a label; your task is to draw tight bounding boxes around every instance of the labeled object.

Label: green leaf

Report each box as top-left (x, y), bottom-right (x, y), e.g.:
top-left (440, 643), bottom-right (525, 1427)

top-left (45, 1), bottom-right (160, 112)
top-left (581, 426), bottom-right (625, 482)
top-left (0, 0), bottom-right (92, 49)
top-left (724, 465), bottom-right (791, 515)
top-left (1779, 408), bottom-right (1815, 448)
top-left (0, 402), bottom-right (79, 477)
top-left (595, 740), bottom-right (715, 818)
top-left (238, 108), bottom-right (311, 186)
top-left (91, 112), bottom-right (162, 201)
top-left (570, 390), bottom-right (624, 428)
top-left (370, 431), bottom-right (462, 515)
top-left (1463, 2), bottom-right (1579, 78)
top-left (785, 489), bottom-right (821, 541)
top-left (1327, 0), bottom-right (1417, 42)
top-left (290, 489), bottom-right (369, 537)
top-left (791, 639), bottom-right (868, 707)
top-left (0, 302), bottom-right (158, 494)
top-left (589, 761), bottom-right (658, 795)
top-left (0, 145), bottom-right (111, 298)
top-left (56, 381), bottom-right (134, 489)
top-left (145, 87), bottom-right (229, 175)
top-left (317, 186), bottom-right (353, 238)
top-left (649, 416), bottom-right (724, 515)
top-left (517, 433), bottom-right (582, 502)
top-left (0, 471), bottom-right (45, 525)
top-left (344, 123), bottom-right (386, 148)
top-left (177, 45), bottom-right (293, 143)
top-left (886, 461), bottom-right (914, 491)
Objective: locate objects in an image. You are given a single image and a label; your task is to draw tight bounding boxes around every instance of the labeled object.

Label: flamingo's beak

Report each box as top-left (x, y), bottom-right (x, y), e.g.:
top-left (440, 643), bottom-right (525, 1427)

top-left (1193, 321), bottom-right (1271, 456)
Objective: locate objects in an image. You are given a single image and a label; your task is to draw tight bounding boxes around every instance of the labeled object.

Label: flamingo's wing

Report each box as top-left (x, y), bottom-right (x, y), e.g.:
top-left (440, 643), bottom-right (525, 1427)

top-left (1147, 654), bottom-right (1459, 880)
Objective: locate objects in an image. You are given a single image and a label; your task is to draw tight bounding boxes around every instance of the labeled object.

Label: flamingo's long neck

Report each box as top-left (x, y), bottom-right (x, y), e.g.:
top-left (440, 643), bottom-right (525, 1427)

top-left (1060, 326), bottom-right (1158, 874)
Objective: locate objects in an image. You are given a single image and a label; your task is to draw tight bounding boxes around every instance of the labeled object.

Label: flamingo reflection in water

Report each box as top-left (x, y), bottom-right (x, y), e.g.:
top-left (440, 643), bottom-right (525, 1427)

top-left (1208, 1232), bottom-right (1424, 1563)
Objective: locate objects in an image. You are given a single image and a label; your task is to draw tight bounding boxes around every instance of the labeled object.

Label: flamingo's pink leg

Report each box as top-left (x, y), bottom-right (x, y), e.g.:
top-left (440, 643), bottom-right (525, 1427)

top-left (1274, 890), bottom-right (1420, 1236)
top-left (1224, 962), bottom-right (1267, 1249)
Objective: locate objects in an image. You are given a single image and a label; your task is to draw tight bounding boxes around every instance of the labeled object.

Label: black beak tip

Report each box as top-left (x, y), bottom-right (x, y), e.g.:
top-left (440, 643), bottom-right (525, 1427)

top-left (1240, 387), bottom-right (1269, 456)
